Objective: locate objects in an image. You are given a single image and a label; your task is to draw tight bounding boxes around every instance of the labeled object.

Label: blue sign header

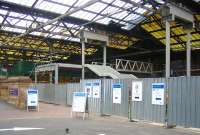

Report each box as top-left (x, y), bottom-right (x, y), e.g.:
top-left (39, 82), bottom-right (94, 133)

top-left (113, 83), bottom-right (122, 88)
top-left (74, 92), bottom-right (87, 97)
top-left (152, 83), bottom-right (164, 89)
top-left (28, 88), bottom-right (38, 94)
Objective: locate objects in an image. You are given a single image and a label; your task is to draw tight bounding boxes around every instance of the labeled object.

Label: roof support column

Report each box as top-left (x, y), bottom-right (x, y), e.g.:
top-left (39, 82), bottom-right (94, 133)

top-left (35, 70), bottom-right (37, 83)
top-left (49, 42), bottom-right (53, 63)
top-left (81, 36), bottom-right (85, 80)
top-left (55, 64), bottom-right (58, 84)
top-left (103, 44), bottom-right (107, 66)
top-left (186, 31), bottom-right (192, 77)
top-left (165, 21), bottom-right (170, 78)
top-left (49, 72), bottom-right (53, 84)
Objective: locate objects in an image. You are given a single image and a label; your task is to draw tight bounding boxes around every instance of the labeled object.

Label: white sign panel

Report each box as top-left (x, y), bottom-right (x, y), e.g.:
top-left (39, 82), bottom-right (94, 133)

top-left (85, 83), bottom-right (92, 97)
top-left (132, 81), bottom-right (143, 101)
top-left (27, 88), bottom-right (38, 107)
top-left (152, 83), bottom-right (165, 105)
top-left (92, 81), bottom-right (101, 98)
top-left (113, 83), bottom-right (122, 104)
top-left (72, 92), bottom-right (87, 112)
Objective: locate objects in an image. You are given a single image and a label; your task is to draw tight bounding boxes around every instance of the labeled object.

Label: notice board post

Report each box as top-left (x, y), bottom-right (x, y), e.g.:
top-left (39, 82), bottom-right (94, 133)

top-left (27, 88), bottom-right (39, 112)
top-left (71, 92), bottom-right (88, 120)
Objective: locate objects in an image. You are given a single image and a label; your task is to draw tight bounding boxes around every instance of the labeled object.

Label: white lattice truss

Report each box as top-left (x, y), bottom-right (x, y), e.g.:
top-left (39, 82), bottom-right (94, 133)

top-left (115, 59), bottom-right (153, 73)
top-left (91, 59), bottom-right (153, 73)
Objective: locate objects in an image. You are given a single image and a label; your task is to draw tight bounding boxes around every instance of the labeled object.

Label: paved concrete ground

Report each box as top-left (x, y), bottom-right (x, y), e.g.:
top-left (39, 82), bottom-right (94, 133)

top-left (0, 100), bottom-right (199, 135)
top-left (0, 100), bottom-right (70, 120)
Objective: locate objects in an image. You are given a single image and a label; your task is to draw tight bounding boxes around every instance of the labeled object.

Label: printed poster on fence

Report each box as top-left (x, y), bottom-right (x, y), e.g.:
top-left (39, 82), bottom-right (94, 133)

top-left (113, 83), bottom-right (122, 104)
top-left (152, 83), bottom-right (165, 105)
top-left (72, 92), bottom-right (87, 113)
top-left (9, 88), bottom-right (18, 96)
top-left (92, 81), bottom-right (101, 98)
top-left (27, 88), bottom-right (38, 107)
top-left (85, 82), bottom-right (92, 97)
top-left (132, 81), bottom-right (143, 101)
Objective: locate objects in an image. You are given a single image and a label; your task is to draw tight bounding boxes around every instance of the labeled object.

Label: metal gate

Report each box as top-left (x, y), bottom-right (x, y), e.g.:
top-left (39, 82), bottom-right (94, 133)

top-left (131, 78), bottom-right (166, 123)
top-left (102, 79), bottom-right (130, 117)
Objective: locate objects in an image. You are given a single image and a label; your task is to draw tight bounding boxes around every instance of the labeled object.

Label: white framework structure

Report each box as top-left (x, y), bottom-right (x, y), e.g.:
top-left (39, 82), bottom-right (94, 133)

top-left (92, 59), bottom-right (153, 74)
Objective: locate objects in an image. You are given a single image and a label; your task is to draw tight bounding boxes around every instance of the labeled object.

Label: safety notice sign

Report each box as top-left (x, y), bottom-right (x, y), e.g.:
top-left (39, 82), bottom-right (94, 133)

top-left (72, 92), bottom-right (87, 113)
top-left (132, 81), bottom-right (143, 101)
top-left (92, 82), bottom-right (101, 98)
top-left (152, 83), bottom-right (165, 105)
top-left (85, 83), bottom-right (92, 97)
top-left (113, 83), bottom-right (122, 104)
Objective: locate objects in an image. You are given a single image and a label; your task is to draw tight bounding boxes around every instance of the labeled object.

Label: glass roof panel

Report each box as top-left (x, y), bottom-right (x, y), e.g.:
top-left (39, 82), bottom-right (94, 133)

top-left (74, 0), bottom-right (92, 7)
top-left (31, 31), bottom-right (42, 36)
top-left (49, 0), bottom-right (76, 6)
top-left (131, 0), bottom-right (142, 3)
top-left (113, 0), bottom-right (126, 7)
top-left (179, 35), bottom-right (187, 41)
top-left (70, 10), bottom-right (97, 21)
top-left (0, 0), bottom-right (164, 46)
top-left (66, 37), bottom-right (80, 42)
top-left (85, 2), bottom-right (108, 13)
top-left (53, 27), bottom-right (63, 33)
top-left (112, 11), bottom-right (129, 20)
top-left (6, 17), bottom-right (20, 25)
top-left (44, 25), bottom-right (54, 31)
top-left (96, 17), bottom-right (112, 24)
top-left (0, 16), bottom-right (3, 23)
top-left (155, 0), bottom-right (165, 4)
top-left (15, 20), bottom-right (33, 27)
top-left (0, 9), bottom-right (8, 15)
top-left (9, 12), bottom-right (26, 18)
top-left (135, 16), bottom-right (146, 23)
top-left (101, 0), bottom-right (116, 3)
top-left (35, 0), bottom-right (69, 14)
top-left (2, 26), bottom-right (26, 33)
top-left (3, 0), bottom-right (36, 7)
top-left (135, 8), bottom-right (147, 14)
top-left (193, 33), bottom-right (200, 39)
top-left (36, 17), bottom-right (49, 23)
top-left (24, 15), bottom-right (34, 21)
top-left (144, 4), bottom-right (152, 8)
top-left (126, 13), bottom-right (140, 21)
top-left (102, 6), bottom-right (120, 15)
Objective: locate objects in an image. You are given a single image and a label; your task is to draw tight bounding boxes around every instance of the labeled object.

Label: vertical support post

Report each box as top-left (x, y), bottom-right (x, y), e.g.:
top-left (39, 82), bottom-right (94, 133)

top-left (103, 44), bottom-right (107, 66)
top-left (81, 36), bottom-right (85, 80)
top-left (165, 20), bottom-right (170, 128)
top-left (100, 79), bottom-right (104, 116)
top-left (55, 65), bottom-right (58, 84)
top-left (165, 21), bottom-right (170, 78)
top-left (35, 70), bottom-right (37, 83)
top-left (49, 42), bottom-right (53, 63)
top-left (49, 72), bottom-right (53, 83)
top-left (186, 31), bottom-right (191, 77)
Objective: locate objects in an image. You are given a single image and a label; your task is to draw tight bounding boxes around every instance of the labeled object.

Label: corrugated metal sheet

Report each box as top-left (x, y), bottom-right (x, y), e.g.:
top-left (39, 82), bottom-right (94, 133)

top-left (35, 83), bottom-right (55, 104)
top-left (55, 84), bottom-right (67, 105)
top-left (35, 83), bottom-right (45, 101)
top-left (131, 78), bottom-right (166, 123)
top-left (103, 79), bottom-right (130, 117)
top-left (66, 83), bottom-right (81, 106)
top-left (168, 76), bottom-right (200, 128)
top-left (34, 77), bottom-right (200, 129)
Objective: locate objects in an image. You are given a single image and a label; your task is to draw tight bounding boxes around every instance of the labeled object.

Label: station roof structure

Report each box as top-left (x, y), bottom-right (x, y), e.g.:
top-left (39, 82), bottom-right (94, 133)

top-left (0, 0), bottom-right (199, 64)
top-left (141, 14), bottom-right (200, 51)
